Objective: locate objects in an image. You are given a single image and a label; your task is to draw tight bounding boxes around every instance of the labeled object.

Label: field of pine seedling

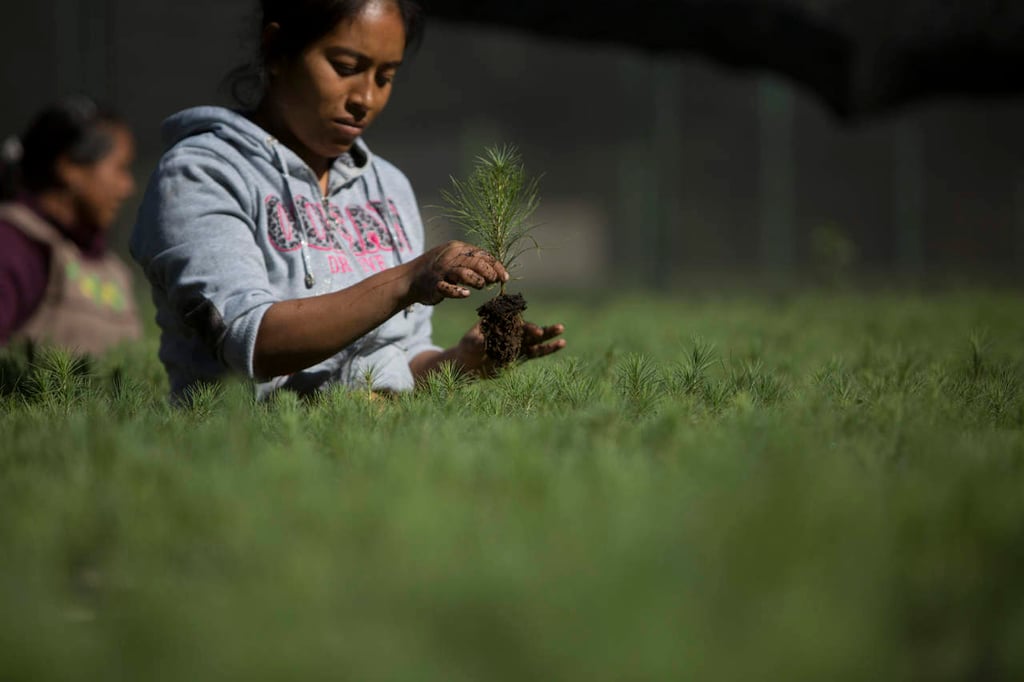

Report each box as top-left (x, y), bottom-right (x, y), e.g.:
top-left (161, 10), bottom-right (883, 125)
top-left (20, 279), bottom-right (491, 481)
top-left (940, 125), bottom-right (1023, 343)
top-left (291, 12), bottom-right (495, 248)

top-left (2, 289), bottom-right (1024, 680)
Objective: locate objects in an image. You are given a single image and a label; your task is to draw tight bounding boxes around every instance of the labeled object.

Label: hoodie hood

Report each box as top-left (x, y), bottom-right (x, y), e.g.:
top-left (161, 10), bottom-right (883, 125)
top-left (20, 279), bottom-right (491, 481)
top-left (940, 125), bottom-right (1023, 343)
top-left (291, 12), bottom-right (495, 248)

top-left (131, 106), bottom-right (439, 402)
top-left (160, 106), bottom-right (373, 197)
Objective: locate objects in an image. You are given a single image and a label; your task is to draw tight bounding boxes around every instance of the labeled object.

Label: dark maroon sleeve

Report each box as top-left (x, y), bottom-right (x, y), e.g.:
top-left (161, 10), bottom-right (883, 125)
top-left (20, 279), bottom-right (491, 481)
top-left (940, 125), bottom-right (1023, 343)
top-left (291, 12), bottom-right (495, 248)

top-left (0, 220), bottom-right (50, 344)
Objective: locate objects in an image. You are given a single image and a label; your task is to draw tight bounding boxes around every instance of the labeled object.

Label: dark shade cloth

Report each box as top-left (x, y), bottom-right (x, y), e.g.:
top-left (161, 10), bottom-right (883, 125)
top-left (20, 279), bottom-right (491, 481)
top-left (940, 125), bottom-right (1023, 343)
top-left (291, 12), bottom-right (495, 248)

top-left (425, 0), bottom-right (1024, 120)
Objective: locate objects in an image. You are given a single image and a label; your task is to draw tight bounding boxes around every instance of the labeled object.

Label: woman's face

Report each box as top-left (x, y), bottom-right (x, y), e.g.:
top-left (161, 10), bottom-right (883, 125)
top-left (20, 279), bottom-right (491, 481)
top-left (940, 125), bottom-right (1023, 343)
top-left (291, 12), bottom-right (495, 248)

top-left (62, 124), bottom-right (136, 231)
top-left (268, 1), bottom-right (406, 164)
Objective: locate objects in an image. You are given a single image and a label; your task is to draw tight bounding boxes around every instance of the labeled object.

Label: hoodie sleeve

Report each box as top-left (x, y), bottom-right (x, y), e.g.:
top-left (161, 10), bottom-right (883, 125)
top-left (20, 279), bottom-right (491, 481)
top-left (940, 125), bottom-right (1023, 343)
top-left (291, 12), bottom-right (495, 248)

top-left (404, 303), bottom-right (442, 362)
top-left (130, 146), bottom-right (275, 379)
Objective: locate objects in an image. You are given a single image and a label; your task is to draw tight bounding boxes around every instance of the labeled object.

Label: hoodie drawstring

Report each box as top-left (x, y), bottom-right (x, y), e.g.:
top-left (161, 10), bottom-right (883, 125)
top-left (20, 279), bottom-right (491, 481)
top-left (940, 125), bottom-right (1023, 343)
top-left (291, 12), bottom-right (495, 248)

top-left (367, 161), bottom-right (405, 266)
top-left (363, 163), bottom-right (414, 318)
top-left (270, 139), bottom-right (316, 289)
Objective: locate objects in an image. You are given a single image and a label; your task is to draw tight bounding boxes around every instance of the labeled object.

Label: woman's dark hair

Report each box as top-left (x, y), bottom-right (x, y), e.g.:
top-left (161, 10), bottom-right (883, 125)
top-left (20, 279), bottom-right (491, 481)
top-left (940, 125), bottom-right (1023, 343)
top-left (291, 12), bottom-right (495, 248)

top-left (226, 0), bottom-right (424, 108)
top-left (0, 96), bottom-right (123, 200)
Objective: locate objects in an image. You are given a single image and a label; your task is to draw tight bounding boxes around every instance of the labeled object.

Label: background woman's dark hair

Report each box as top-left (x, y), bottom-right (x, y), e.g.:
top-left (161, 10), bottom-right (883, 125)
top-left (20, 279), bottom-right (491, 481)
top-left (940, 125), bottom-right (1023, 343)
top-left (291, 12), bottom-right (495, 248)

top-left (225, 0), bottom-right (424, 108)
top-left (0, 96), bottom-right (123, 200)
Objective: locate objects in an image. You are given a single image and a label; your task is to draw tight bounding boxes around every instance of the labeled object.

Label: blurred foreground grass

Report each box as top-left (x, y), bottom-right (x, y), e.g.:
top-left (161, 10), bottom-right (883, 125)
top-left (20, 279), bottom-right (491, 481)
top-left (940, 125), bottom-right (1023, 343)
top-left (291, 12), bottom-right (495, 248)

top-left (2, 290), bottom-right (1023, 681)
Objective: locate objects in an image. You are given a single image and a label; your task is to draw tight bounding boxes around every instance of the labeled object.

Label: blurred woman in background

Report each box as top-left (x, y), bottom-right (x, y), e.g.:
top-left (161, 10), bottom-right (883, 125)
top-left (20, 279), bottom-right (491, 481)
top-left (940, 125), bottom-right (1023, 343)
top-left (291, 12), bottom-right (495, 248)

top-left (0, 96), bottom-right (142, 354)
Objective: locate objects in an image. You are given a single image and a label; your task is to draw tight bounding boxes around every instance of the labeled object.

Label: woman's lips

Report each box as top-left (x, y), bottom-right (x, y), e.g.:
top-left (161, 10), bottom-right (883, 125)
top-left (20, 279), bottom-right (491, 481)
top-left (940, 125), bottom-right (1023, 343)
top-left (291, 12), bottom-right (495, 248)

top-left (332, 119), bottom-right (364, 138)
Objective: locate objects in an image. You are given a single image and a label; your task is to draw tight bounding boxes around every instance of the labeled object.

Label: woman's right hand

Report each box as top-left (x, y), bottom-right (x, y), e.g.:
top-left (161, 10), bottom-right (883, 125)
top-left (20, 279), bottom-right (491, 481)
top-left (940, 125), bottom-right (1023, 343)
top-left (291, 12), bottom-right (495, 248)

top-left (406, 241), bottom-right (509, 305)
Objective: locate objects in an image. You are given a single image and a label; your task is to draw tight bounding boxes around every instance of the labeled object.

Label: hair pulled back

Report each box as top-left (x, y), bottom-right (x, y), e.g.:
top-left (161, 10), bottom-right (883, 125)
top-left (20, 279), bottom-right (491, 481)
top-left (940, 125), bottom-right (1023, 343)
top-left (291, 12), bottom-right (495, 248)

top-left (227, 0), bottom-right (424, 108)
top-left (0, 96), bottom-right (123, 200)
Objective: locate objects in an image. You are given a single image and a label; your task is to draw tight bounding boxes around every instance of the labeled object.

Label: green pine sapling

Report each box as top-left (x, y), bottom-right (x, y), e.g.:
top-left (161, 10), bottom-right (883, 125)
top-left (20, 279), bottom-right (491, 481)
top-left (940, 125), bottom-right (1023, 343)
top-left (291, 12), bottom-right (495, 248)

top-left (440, 144), bottom-right (541, 368)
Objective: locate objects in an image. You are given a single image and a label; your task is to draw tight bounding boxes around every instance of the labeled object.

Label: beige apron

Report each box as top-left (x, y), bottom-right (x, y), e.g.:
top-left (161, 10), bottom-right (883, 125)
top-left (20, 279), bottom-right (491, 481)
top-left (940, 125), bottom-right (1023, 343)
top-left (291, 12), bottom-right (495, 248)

top-left (1, 202), bottom-right (142, 355)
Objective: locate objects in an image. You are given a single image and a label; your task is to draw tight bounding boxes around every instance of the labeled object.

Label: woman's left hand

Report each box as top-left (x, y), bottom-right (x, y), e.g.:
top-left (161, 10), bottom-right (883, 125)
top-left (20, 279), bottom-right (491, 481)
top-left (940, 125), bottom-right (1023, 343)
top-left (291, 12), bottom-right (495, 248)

top-left (455, 320), bottom-right (566, 378)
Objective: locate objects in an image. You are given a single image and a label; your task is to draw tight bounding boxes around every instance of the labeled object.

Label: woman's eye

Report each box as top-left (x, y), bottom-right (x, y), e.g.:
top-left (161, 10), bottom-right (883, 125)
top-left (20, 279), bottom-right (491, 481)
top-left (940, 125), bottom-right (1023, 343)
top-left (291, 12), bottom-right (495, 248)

top-left (376, 72), bottom-right (396, 87)
top-left (332, 62), bottom-right (358, 76)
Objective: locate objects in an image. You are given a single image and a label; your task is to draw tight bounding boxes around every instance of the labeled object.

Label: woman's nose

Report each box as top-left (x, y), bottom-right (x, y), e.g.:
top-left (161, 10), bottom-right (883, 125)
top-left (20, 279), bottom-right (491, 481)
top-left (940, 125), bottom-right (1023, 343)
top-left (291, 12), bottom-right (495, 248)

top-left (347, 77), bottom-right (374, 115)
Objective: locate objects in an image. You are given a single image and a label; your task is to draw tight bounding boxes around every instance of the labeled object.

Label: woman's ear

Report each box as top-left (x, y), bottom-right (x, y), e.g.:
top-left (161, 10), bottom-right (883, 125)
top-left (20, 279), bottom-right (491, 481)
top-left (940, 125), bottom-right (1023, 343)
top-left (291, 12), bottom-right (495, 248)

top-left (54, 154), bottom-right (84, 192)
top-left (262, 22), bottom-right (283, 76)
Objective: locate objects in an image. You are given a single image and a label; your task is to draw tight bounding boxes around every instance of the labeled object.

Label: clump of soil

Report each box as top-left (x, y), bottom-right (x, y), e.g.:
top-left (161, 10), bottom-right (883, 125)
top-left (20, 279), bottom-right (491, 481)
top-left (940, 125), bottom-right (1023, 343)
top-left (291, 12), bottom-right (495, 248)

top-left (477, 292), bottom-right (528, 367)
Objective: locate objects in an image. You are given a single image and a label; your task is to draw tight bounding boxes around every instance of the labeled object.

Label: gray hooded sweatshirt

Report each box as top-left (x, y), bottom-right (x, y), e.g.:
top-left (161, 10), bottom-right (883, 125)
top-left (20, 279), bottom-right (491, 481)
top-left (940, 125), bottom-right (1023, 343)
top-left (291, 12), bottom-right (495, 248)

top-left (130, 106), bottom-right (440, 401)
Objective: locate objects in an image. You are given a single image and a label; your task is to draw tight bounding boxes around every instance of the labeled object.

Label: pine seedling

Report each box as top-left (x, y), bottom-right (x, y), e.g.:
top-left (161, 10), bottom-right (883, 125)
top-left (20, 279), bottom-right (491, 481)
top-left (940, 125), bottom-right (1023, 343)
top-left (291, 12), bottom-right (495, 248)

top-left (616, 353), bottom-right (663, 415)
top-left (182, 380), bottom-right (224, 420)
top-left (439, 144), bottom-right (542, 367)
top-left (421, 359), bottom-right (470, 404)
top-left (496, 365), bottom-right (545, 414)
top-left (673, 336), bottom-right (718, 395)
top-left (440, 144), bottom-right (541, 294)
top-left (700, 379), bottom-right (735, 414)
top-left (551, 358), bottom-right (598, 409)
top-left (967, 329), bottom-right (989, 380)
top-left (360, 365), bottom-right (380, 400)
top-left (26, 347), bottom-right (93, 410)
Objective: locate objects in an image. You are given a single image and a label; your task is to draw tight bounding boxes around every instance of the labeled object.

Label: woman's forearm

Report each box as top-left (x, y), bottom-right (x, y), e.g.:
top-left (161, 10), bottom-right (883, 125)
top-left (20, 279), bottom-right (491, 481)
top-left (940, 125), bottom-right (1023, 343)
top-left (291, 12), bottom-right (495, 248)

top-left (253, 240), bottom-right (509, 379)
top-left (253, 262), bottom-right (415, 378)
top-left (409, 347), bottom-right (466, 382)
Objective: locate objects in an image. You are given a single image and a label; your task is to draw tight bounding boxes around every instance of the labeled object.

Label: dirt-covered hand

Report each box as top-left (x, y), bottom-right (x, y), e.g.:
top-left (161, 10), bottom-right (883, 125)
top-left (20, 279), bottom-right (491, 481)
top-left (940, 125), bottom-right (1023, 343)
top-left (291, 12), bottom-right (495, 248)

top-left (455, 320), bottom-right (566, 378)
top-left (407, 241), bottom-right (509, 305)
top-left (519, 321), bottom-right (567, 360)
